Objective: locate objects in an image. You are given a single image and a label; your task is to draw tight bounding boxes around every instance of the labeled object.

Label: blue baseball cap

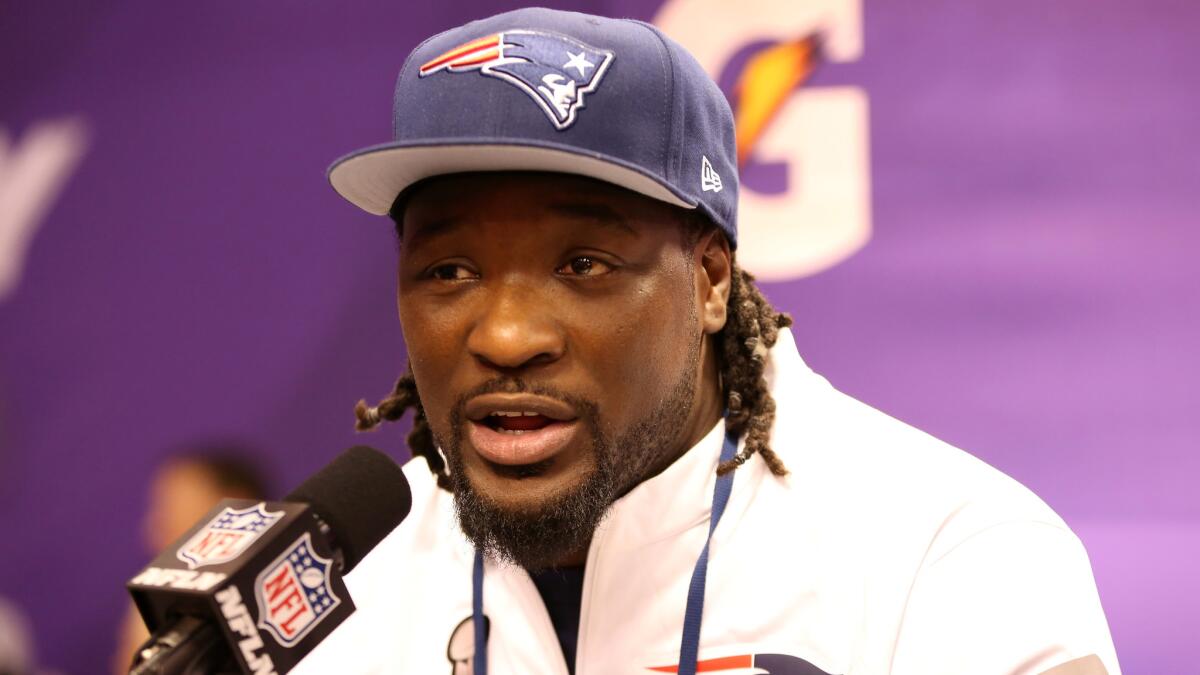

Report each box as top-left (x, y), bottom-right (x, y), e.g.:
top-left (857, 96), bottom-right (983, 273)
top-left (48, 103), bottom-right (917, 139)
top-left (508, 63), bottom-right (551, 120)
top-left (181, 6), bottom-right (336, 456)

top-left (327, 7), bottom-right (739, 247)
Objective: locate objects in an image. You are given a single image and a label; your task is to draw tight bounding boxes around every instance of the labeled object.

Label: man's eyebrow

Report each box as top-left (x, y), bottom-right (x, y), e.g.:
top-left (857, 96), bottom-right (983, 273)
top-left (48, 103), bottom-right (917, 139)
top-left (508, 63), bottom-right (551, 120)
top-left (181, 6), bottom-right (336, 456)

top-left (401, 214), bottom-right (465, 247)
top-left (400, 202), bottom-right (638, 244)
top-left (548, 202), bottom-right (638, 236)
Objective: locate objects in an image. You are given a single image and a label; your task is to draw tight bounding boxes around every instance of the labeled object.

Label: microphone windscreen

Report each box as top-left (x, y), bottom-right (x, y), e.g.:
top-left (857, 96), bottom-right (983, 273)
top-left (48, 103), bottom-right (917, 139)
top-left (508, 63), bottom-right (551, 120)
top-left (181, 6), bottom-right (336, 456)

top-left (286, 445), bottom-right (412, 573)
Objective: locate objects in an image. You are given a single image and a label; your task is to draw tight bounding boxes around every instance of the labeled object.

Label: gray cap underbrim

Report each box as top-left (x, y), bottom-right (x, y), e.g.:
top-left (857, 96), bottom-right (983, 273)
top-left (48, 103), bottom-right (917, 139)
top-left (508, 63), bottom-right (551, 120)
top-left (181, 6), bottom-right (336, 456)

top-left (327, 141), bottom-right (697, 216)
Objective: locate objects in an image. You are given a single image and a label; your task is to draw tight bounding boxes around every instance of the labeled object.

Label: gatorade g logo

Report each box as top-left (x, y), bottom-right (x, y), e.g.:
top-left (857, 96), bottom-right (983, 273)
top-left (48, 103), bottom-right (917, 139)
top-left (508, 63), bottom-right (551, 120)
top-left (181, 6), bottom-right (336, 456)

top-left (655, 0), bottom-right (870, 281)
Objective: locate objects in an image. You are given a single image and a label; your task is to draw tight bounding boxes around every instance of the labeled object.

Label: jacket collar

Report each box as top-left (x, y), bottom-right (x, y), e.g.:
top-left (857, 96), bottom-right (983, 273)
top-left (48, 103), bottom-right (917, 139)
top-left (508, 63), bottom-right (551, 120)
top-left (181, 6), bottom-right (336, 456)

top-left (591, 327), bottom-right (811, 556)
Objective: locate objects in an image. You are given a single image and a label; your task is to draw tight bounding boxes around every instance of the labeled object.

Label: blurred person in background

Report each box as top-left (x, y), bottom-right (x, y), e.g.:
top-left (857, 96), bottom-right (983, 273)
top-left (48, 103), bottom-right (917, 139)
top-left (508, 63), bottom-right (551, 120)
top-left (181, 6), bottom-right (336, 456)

top-left (0, 596), bottom-right (34, 675)
top-left (111, 445), bottom-right (267, 674)
top-left (0, 596), bottom-right (59, 675)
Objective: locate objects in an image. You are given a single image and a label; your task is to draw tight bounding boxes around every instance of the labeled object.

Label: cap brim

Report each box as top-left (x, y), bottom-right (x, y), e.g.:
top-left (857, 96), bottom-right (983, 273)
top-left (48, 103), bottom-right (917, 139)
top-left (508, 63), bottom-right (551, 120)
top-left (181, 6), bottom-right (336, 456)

top-left (327, 141), bottom-right (697, 216)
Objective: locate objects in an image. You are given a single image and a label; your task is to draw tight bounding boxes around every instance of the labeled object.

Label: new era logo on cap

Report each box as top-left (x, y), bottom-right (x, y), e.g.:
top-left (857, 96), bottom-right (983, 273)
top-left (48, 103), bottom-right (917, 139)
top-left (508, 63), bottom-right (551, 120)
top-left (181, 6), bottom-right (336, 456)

top-left (418, 30), bottom-right (615, 130)
top-left (701, 155), bottom-right (723, 193)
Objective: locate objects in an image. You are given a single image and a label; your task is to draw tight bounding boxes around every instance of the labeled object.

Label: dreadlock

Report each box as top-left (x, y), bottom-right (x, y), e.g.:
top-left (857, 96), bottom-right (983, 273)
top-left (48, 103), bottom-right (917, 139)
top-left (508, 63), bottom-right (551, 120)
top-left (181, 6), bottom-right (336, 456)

top-left (354, 210), bottom-right (793, 487)
top-left (714, 260), bottom-right (792, 476)
top-left (354, 378), bottom-right (451, 491)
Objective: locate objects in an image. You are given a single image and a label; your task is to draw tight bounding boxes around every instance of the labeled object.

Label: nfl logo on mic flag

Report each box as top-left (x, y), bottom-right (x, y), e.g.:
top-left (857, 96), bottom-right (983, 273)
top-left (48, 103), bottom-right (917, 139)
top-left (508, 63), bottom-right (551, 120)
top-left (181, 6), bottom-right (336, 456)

top-left (129, 498), bottom-right (356, 674)
top-left (176, 503), bottom-right (284, 569)
top-left (255, 532), bottom-right (342, 647)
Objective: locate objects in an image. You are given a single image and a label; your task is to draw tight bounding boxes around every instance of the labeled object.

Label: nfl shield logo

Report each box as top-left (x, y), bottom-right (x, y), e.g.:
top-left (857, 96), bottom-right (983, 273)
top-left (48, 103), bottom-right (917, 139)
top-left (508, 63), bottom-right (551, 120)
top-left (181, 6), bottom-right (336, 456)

top-left (255, 532), bottom-right (341, 647)
top-left (176, 503), bottom-right (284, 569)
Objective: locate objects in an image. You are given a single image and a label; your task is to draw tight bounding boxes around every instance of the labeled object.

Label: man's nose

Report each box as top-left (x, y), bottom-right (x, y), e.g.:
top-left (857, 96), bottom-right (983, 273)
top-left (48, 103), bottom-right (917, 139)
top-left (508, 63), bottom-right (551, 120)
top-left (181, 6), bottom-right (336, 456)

top-left (466, 280), bottom-right (565, 372)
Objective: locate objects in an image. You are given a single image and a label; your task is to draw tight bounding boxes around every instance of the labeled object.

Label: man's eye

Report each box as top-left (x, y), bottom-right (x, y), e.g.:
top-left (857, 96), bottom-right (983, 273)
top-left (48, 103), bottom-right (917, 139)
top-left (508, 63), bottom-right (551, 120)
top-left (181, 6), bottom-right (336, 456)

top-left (557, 256), bottom-right (612, 277)
top-left (427, 264), bottom-right (476, 281)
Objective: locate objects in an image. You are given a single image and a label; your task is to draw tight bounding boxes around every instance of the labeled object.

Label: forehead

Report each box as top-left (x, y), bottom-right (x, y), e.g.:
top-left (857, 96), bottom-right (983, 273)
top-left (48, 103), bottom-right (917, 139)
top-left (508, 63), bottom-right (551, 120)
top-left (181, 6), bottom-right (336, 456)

top-left (397, 172), bottom-right (687, 240)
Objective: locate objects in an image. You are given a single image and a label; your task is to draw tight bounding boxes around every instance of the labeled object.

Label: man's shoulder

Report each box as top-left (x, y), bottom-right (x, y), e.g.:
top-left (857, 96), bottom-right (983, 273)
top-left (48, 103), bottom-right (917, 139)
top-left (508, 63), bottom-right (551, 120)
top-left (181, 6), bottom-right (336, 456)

top-left (750, 350), bottom-right (1107, 660)
top-left (817, 384), bottom-right (1063, 522)
top-left (345, 455), bottom-right (464, 583)
top-left (764, 339), bottom-right (1072, 559)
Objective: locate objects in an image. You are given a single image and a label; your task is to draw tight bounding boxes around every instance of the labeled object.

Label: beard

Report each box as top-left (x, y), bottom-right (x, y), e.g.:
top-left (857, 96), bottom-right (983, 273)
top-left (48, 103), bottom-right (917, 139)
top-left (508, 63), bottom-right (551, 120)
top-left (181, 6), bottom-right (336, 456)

top-left (439, 343), bottom-right (701, 572)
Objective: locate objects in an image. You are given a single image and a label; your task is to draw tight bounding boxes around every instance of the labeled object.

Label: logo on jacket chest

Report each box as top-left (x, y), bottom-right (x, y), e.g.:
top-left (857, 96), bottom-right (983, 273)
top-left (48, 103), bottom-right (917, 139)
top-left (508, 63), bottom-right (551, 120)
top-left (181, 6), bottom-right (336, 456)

top-left (447, 615), bottom-right (490, 675)
top-left (650, 652), bottom-right (837, 674)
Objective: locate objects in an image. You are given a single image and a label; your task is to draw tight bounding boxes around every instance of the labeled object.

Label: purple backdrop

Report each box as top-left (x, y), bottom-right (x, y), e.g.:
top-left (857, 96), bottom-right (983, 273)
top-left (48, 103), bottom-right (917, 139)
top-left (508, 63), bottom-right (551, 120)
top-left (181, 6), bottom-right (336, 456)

top-left (1, 1), bottom-right (1196, 673)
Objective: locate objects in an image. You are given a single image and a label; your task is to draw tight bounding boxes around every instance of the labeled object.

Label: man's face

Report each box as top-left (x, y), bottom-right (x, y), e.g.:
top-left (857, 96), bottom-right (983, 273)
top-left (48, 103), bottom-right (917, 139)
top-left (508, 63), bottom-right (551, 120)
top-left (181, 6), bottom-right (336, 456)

top-left (397, 172), bottom-right (723, 569)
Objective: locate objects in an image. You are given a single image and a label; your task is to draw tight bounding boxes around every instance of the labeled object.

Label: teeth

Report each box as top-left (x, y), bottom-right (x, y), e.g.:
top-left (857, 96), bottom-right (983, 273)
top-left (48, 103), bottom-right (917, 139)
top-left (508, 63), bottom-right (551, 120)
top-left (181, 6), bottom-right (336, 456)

top-left (496, 429), bottom-right (527, 435)
top-left (489, 411), bottom-right (541, 417)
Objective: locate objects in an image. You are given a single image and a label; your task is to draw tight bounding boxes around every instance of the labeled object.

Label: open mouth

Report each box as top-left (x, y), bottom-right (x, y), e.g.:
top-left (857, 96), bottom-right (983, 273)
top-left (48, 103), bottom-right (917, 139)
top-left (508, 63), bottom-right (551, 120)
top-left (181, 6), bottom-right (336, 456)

top-left (465, 395), bottom-right (581, 467)
top-left (481, 411), bottom-right (557, 434)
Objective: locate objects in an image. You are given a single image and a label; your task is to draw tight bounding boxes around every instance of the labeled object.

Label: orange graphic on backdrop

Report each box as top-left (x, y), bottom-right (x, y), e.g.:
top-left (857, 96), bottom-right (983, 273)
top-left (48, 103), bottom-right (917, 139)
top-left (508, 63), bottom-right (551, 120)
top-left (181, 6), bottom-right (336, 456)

top-left (733, 36), bottom-right (820, 166)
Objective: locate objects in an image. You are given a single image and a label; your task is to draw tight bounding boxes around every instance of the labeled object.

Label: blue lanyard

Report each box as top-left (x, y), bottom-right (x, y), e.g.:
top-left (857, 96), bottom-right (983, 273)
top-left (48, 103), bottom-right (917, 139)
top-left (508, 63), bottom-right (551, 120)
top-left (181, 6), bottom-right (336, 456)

top-left (472, 426), bottom-right (740, 675)
top-left (472, 549), bottom-right (488, 675)
top-left (676, 426), bottom-right (739, 674)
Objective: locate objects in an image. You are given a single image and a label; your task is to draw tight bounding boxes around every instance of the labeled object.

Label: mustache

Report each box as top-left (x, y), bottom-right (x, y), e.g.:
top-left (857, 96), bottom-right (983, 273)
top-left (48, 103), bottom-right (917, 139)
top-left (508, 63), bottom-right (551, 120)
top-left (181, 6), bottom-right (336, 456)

top-left (449, 377), bottom-right (600, 425)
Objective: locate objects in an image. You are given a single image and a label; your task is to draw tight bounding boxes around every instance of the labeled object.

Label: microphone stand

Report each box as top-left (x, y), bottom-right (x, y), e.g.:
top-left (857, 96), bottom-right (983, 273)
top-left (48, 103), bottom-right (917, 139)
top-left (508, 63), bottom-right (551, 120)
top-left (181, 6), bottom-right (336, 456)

top-left (129, 616), bottom-right (236, 675)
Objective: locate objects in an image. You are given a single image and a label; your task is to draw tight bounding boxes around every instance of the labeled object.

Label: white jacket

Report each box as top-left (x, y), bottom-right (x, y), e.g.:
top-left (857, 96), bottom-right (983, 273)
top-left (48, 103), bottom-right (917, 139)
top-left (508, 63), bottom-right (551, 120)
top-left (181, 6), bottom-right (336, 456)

top-left (294, 329), bottom-right (1120, 674)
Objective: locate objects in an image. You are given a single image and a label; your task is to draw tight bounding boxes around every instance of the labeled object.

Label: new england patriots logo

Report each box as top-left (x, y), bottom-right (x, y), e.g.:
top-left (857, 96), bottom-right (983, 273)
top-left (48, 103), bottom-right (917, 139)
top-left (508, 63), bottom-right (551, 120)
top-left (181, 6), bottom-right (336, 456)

top-left (419, 30), bottom-right (615, 130)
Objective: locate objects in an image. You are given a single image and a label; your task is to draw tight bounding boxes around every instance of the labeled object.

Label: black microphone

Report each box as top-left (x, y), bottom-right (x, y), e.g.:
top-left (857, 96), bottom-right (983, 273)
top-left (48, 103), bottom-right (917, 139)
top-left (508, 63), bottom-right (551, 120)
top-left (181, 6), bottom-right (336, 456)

top-left (126, 445), bottom-right (412, 674)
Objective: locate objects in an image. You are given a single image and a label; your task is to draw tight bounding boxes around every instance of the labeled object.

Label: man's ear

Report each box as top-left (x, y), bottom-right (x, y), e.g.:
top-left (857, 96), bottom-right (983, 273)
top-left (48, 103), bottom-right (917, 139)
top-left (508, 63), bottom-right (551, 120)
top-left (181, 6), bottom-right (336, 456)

top-left (695, 228), bottom-right (732, 335)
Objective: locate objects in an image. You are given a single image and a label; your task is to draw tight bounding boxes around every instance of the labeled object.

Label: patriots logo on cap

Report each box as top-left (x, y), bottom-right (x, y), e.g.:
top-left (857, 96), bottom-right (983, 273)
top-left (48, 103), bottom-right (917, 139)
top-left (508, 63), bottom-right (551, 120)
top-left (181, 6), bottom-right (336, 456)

top-left (418, 30), bottom-right (614, 130)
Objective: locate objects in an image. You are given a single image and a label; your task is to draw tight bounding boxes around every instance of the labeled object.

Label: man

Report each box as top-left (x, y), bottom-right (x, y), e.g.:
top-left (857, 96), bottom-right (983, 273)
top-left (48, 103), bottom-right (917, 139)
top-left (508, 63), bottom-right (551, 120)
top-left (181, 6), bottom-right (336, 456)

top-left (296, 8), bottom-right (1119, 674)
